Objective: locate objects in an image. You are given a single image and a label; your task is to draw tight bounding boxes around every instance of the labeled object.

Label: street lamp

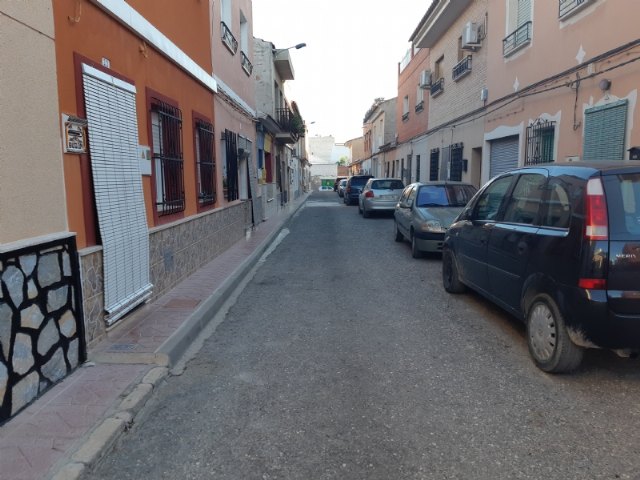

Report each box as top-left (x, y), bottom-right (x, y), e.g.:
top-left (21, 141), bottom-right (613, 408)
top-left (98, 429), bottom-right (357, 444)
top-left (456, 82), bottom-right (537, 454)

top-left (273, 43), bottom-right (307, 57)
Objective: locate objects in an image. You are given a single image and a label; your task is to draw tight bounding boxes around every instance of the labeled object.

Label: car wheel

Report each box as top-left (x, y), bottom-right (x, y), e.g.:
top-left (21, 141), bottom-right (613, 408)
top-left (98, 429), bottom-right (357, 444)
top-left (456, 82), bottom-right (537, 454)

top-left (526, 294), bottom-right (584, 373)
top-left (411, 230), bottom-right (422, 258)
top-left (442, 249), bottom-right (466, 293)
top-left (394, 222), bottom-right (403, 242)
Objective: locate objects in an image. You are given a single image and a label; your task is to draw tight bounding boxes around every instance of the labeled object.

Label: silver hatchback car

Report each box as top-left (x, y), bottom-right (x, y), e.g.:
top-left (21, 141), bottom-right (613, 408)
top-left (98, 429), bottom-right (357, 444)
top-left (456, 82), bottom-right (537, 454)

top-left (358, 178), bottom-right (405, 217)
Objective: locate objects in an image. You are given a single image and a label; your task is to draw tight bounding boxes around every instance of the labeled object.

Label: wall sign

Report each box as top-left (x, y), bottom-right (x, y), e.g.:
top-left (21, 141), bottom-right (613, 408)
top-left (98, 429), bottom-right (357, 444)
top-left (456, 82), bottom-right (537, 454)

top-left (62, 114), bottom-right (88, 154)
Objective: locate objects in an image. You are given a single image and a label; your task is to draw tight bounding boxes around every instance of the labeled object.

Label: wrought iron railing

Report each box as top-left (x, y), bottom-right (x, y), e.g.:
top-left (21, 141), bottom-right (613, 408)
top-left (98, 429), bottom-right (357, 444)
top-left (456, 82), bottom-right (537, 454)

top-left (402, 112), bottom-right (409, 122)
top-left (241, 51), bottom-right (253, 75)
top-left (525, 119), bottom-right (556, 165)
top-left (503, 21), bottom-right (532, 57)
top-left (559, 0), bottom-right (592, 18)
top-left (276, 108), bottom-right (304, 136)
top-left (415, 101), bottom-right (424, 113)
top-left (430, 77), bottom-right (444, 97)
top-left (221, 21), bottom-right (238, 54)
top-left (151, 99), bottom-right (185, 216)
top-left (452, 55), bottom-right (472, 81)
top-left (195, 120), bottom-right (216, 206)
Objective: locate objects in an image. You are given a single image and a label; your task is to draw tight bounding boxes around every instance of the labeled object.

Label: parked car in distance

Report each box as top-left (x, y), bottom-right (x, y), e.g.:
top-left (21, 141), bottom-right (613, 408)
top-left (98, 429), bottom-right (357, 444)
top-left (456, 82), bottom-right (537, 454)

top-left (442, 161), bottom-right (640, 373)
top-left (344, 175), bottom-right (374, 205)
top-left (334, 176), bottom-right (347, 192)
top-left (359, 178), bottom-right (405, 217)
top-left (394, 182), bottom-right (477, 258)
top-left (337, 179), bottom-right (348, 197)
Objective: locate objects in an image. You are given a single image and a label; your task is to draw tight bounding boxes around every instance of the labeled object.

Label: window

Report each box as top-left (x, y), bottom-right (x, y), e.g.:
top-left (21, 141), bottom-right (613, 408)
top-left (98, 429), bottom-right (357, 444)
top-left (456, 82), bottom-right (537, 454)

top-left (525, 119), bottom-right (556, 165)
top-left (449, 143), bottom-right (463, 181)
top-left (431, 56), bottom-right (445, 97)
top-left (430, 149), bottom-right (440, 181)
top-left (416, 154), bottom-right (421, 182)
top-left (402, 95), bottom-right (409, 121)
top-left (504, 0), bottom-right (532, 56)
top-left (583, 100), bottom-right (628, 161)
top-left (502, 173), bottom-right (547, 225)
top-left (195, 120), bottom-right (216, 206)
top-left (151, 98), bottom-right (185, 216)
top-left (223, 129), bottom-right (239, 201)
top-left (475, 175), bottom-right (514, 221)
top-left (543, 182), bottom-right (571, 229)
top-left (239, 10), bottom-right (252, 75)
top-left (415, 86), bottom-right (424, 112)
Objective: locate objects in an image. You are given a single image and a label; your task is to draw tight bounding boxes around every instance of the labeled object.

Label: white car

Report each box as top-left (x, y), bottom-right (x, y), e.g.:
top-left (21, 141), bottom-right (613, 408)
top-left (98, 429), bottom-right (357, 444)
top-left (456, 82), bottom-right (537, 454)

top-left (358, 178), bottom-right (405, 218)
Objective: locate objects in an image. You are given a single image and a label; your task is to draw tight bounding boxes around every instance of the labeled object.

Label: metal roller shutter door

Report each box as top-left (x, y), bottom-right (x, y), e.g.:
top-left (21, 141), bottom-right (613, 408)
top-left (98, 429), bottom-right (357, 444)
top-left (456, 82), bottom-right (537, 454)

top-left (82, 64), bottom-right (152, 325)
top-left (490, 136), bottom-right (519, 178)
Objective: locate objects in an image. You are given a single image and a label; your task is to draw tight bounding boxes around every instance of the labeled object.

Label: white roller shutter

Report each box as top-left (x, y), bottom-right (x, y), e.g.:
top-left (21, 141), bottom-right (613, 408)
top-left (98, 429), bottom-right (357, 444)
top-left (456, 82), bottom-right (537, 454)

top-left (490, 136), bottom-right (519, 179)
top-left (82, 64), bottom-right (152, 325)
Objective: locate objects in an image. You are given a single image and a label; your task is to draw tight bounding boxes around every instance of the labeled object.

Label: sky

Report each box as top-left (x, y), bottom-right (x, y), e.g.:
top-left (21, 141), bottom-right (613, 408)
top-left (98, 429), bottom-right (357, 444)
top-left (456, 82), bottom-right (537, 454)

top-left (252, 1), bottom-right (432, 144)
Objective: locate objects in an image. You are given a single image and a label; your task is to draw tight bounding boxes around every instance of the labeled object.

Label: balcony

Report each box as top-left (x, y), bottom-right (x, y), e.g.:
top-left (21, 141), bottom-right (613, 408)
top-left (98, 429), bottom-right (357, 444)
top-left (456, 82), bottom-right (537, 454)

top-left (503, 21), bottom-right (532, 57)
top-left (430, 77), bottom-right (444, 97)
top-left (275, 108), bottom-right (303, 144)
top-left (241, 51), bottom-right (253, 76)
top-left (415, 101), bottom-right (424, 113)
top-left (221, 21), bottom-right (238, 55)
top-left (559, 0), bottom-right (593, 19)
top-left (452, 55), bottom-right (472, 81)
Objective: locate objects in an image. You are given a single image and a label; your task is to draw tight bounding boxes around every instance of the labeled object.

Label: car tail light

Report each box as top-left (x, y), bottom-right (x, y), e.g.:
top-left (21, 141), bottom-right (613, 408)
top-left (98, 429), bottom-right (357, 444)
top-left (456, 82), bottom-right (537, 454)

top-left (346, 186), bottom-right (351, 194)
top-left (584, 178), bottom-right (608, 240)
top-left (578, 278), bottom-right (607, 290)
top-left (365, 191), bottom-right (374, 198)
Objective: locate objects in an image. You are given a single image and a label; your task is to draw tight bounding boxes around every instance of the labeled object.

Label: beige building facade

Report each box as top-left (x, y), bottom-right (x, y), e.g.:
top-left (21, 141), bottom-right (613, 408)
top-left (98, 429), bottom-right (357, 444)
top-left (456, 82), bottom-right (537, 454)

top-left (412, 0), bottom-right (489, 188)
top-left (482, 0), bottom-right (640, 184)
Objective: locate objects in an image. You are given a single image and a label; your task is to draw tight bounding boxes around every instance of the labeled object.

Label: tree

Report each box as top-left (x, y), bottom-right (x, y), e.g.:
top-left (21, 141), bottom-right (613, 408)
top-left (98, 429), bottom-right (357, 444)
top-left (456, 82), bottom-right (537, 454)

top-left (336, 156), bottom-right (348, 166)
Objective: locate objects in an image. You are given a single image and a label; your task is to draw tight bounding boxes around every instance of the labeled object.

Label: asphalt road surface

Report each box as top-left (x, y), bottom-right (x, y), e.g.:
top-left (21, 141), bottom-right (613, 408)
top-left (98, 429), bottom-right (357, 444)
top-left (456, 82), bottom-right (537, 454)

top-left (88, 190), bottom-right (640, 480)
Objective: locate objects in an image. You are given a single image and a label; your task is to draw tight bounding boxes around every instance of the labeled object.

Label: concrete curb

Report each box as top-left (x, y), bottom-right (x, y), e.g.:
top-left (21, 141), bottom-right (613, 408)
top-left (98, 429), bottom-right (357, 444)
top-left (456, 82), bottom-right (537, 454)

top-left (48, 196), bottom-right (309, 480)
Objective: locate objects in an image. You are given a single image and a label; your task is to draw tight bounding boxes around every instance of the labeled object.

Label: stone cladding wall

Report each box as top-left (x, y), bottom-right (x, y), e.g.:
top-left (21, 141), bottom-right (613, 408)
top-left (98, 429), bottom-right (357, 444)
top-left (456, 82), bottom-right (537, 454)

top-left (0, 235), bottom-right (84, 423)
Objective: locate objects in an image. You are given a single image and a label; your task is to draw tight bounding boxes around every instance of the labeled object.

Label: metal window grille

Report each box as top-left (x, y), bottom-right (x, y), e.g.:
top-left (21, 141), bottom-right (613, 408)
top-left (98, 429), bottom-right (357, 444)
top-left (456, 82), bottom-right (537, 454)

top-left (452, 56), bottom-right (472, 81)
top-left (151, 99), bottom-right (184, 216)
top-left (430, 149), bottom-right (440, 181)
top-left (224, 129), bottom-right (239, 201)
top-left (503, 21), bottom-right (532, 56)
top-left (416, 154), bottom-right (421, 182)
top-left (525, 119), bottom-right (555, 165)
top-left (450, 143), bottom-right (464, 181)
top-left (559, 0), bottom-right (591, 18)
top-left (430, 78), bottom-right (444, 97)
top-left (196, 120), bottom-right (216, 206)
top-left (241, 51), bottom-right (253, 75)
top-left (221, 21), bottom-right (238, 54)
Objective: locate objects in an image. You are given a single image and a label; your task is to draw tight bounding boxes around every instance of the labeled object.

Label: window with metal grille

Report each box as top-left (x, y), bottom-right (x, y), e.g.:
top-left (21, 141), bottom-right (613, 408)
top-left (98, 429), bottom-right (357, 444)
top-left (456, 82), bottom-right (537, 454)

top-left (151, 99), bottom-right (184, 216)
top-left (224, 129), bottom-right (239, 201)
top-left (450, 143), bottom-right (463, 181)
top-left (195, 120), bottom-right (216, 206)
top-left (525, 119), bottom-right (555, 165)
top-left (430, 149), bottom-right (440, 181)
top-left (416, 154), bottom-right (421, 182)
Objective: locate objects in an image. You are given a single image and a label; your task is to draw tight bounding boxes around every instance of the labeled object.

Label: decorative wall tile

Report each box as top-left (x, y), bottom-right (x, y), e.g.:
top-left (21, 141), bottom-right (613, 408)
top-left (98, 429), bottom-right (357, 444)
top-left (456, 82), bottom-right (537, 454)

top-left (12, 333), bottom-right (34, 375)
top-left (11, 372), bottom-right (39, 416)
top-left (41, 348), bottom-right (66, 383)
top-left (3, 265), bottom-right (24, 308)
top-left (38, 253), bottom-right (61, 288)
top-left (37, 321), bottom-right (60, 356)
top-left (20, 304), bottom-right (44, 329)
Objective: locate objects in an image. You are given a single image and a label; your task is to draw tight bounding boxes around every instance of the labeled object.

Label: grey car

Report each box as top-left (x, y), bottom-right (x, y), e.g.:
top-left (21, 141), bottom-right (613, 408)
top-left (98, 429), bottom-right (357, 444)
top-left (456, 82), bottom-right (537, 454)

top-left (358, 178), bottom-right (405, 217)
top-left (394, 182), bottom-right (477, 258)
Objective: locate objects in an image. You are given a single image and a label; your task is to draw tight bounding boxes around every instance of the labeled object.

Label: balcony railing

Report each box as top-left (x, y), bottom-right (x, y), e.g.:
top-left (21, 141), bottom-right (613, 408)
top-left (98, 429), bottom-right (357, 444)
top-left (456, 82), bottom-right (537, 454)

top-left (241, 51), bottom-right (253, 76)
top-left (503, 21), bottom-right (532, 57)
top-left (559, 0), bottom-right (592, 18)
top-left (452, 55), bottom-right (472, 81)
top-left (276, 108), bottom-right (304, 140)
top-left (402, 112), bottom-right (409, 122)
top-left (430, 77), bottom-right (444, 97)
top-left (221, 21), bottom-right (238, 54)
top-left (415, 101), bottom-right (424, 113)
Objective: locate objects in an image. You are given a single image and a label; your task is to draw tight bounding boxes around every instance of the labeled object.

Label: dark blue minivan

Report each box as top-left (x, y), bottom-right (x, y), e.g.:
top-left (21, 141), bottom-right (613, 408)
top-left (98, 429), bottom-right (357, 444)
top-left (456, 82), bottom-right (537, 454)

top-left (442, 161), bottom-right (640, 373)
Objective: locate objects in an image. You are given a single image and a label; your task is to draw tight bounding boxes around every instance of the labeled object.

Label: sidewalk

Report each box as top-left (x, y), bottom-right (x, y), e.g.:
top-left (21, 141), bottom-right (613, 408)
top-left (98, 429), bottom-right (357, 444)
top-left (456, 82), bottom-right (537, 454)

top-left (0, 193), bottom-right (309, 480)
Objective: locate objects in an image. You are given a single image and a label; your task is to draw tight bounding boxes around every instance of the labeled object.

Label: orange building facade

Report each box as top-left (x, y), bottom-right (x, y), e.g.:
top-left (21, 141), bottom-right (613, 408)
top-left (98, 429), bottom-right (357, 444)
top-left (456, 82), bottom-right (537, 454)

top-left (53, 0), bottom-right (252, 346)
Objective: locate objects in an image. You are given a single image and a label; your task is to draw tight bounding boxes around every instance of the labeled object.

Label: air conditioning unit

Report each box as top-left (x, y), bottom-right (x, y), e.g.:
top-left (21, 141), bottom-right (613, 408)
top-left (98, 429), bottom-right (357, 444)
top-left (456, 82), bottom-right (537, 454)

top-left (419, 70), bottom-right (432, 89)
top-left (462, 22), bottom-right (481, 50)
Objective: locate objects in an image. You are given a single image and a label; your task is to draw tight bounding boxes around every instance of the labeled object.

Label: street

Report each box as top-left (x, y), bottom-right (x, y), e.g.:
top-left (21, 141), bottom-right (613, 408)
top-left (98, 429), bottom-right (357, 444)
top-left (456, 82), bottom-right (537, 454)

top-left (88, 190), bottom-right (640, 480)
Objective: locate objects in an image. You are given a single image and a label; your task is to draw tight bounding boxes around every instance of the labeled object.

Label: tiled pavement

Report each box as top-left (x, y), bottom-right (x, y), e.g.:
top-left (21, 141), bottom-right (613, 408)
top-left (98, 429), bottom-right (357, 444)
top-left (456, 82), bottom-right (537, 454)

top-left (0, 193), bottom-right (309, 480)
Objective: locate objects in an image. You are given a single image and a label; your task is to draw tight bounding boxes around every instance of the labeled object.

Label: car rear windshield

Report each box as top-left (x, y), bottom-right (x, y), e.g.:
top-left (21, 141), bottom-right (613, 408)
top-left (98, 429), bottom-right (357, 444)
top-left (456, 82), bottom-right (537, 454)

top-left (372, 180), bottom-right (404, 190)
top-left (417, 184), bottom-right (477, 207)
top-left (350, 177), bottom-right (371, 186)
top-left (604, 173), bottom-right (640, 239)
